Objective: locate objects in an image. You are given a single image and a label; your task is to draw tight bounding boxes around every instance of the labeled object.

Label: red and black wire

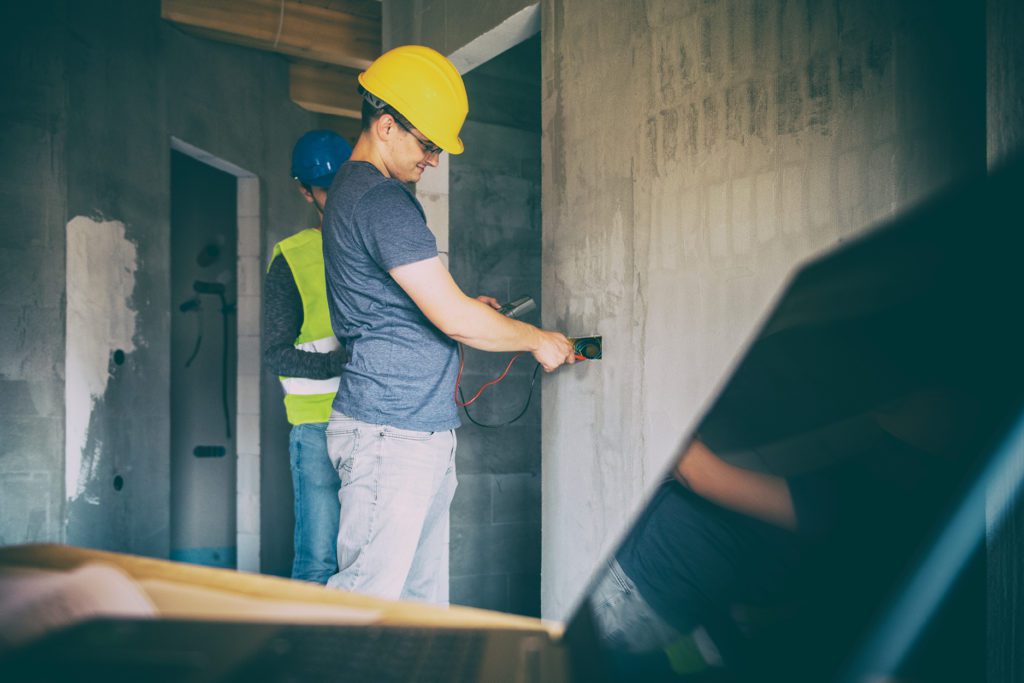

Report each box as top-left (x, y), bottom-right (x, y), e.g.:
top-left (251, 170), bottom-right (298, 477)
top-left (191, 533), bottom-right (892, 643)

top-left (454, 344), bottom-right (541, 428)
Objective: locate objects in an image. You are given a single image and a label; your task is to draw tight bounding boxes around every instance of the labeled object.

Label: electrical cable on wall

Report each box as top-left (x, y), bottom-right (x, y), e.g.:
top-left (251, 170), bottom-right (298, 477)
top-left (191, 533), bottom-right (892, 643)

top-left (455, 345), bottom-right (540, 429)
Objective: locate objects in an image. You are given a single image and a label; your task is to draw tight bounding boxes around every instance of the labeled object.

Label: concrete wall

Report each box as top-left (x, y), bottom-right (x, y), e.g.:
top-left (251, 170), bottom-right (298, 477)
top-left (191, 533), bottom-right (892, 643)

top-left (0, 5), bottom-right (68, 547)
top-left (0, 0), bottom-right (319, 571)
top-left (540, 0), bottom-right (985, 619)
top-left (448, 38), bottom-right (543, 616)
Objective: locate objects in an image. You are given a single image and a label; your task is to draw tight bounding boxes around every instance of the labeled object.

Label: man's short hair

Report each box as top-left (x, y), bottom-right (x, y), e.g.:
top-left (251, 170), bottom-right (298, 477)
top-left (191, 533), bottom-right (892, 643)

top-left (359, 86), bottom-right (414, 132)
top-left (361, 96), bottom-right (383, 131)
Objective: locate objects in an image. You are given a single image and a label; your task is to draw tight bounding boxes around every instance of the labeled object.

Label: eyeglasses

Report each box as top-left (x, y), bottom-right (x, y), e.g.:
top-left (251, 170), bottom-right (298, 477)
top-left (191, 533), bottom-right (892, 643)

top-left (392, 115), bottom-right (443, 157)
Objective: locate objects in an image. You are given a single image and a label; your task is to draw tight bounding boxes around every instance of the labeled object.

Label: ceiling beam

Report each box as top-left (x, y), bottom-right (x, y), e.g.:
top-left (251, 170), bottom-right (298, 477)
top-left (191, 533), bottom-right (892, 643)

top-left (162, 0), bottom-right (380, 70)
top-left (290, 62), bottom-right (363, 119)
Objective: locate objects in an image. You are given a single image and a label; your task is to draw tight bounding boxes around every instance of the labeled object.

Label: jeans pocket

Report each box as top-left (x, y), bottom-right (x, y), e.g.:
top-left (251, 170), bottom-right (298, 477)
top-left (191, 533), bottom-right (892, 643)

top-left (327, 428), bottom-right (359, 477)
top-left (381, 425), bottom-right (435, 441)
top-left (608, 559), bottom-right (636, 594)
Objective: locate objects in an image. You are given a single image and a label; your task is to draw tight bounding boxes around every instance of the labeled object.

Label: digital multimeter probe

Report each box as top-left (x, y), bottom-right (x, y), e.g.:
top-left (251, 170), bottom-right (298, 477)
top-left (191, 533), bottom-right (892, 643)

top-left (455, 297), bottom-right (601, 428)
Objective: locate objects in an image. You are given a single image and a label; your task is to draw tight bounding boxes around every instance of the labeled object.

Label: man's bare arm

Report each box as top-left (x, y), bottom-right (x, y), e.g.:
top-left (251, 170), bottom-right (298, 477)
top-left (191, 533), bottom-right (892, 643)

top-left (390, 257), bottom-right (574, 372)
top-left (675, 440), bottom-right (798, 531)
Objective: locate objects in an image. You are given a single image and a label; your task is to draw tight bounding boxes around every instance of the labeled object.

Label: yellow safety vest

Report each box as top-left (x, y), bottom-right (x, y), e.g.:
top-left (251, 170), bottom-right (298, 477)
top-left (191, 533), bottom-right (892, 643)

top-left (269, 229), bottom-right (340, 425)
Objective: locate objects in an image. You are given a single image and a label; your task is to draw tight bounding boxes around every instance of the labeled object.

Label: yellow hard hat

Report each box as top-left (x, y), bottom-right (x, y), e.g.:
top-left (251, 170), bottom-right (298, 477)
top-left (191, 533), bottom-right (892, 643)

top-left (358, 45), bottom-right (469, 155)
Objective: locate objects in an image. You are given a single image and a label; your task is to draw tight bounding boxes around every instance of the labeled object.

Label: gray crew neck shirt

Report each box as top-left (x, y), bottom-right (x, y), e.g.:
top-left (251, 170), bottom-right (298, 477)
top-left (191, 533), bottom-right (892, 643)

top-left (322, 161), bottom-right (460, 432)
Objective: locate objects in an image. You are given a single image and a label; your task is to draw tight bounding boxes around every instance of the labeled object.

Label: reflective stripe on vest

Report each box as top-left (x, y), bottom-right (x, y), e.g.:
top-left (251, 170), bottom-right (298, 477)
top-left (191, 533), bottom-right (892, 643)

top-left (270, 229), bottom-right (340, 425)
top-left (295, 335), bottom-right (341, 354)
top-left (280, 375), bottom-right (341, 395)
top-left (279, 335), bottom-right (341, 396)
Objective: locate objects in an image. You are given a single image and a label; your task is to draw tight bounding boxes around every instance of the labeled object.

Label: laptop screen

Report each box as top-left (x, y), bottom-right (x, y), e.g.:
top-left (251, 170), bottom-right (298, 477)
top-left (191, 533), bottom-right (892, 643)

top-left (565, 158), bottom-right (1024, 683)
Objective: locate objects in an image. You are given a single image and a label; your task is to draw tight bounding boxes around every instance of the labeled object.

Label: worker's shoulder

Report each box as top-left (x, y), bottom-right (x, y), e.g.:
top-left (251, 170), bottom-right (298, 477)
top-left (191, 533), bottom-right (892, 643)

top-left (347, 184), bottom-right (421, 227)
top-left (334, 161), bottom-right (382, 193)
top-left (351, 178), bottom-right (413, 209)
top-left (335, 162), bottom-right (411, 203)
top-left (331, 164), bottom-right (420, 229)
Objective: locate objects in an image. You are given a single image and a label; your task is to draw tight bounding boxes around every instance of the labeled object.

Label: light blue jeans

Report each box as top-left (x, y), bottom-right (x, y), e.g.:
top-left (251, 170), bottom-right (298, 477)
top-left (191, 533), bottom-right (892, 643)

top-left (325, 411), bottom-right (458, 605)
top-left (590, 559), bottom-right (722, 673)
top-left (289, 422), bottom-right (341, 584)
top-left (590, 559), bottom-right (683, 653)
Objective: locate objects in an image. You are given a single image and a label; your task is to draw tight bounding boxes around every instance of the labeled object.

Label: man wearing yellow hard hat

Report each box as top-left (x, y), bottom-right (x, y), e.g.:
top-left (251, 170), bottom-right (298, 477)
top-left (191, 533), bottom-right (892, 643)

top-left (321, 45), bottom-right (575, 604)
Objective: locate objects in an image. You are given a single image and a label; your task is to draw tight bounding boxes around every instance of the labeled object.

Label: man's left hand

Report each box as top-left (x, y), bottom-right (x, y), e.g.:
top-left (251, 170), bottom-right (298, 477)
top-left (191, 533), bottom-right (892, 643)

top-left (475, 295), bottom-right (501, 310)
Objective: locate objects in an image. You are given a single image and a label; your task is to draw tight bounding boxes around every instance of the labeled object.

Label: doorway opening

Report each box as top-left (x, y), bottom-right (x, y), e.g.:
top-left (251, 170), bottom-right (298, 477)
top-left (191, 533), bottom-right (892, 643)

top-left (169, 138), bottom-right (261, 571)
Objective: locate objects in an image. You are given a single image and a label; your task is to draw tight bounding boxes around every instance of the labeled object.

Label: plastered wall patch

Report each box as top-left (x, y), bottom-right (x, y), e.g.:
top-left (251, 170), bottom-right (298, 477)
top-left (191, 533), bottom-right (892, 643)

top-left (65, 216), bottom-right (138, 503)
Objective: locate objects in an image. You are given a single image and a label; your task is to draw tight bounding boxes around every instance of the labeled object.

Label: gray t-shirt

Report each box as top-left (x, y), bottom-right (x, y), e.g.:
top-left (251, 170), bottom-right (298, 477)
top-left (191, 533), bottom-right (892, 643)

top-left (323, 161), bottom-right (460, 432)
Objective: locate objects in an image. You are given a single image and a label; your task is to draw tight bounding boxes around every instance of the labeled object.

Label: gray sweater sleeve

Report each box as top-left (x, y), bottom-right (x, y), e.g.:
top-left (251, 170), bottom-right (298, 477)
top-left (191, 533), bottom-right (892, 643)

top-left (263, 254), bottom-right (347, 379)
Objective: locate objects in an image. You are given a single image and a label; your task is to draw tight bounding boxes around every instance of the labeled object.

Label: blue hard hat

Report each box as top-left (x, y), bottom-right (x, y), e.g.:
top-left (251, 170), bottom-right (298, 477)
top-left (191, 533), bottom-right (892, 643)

top-left (290, 130), bottom-right (352, 187)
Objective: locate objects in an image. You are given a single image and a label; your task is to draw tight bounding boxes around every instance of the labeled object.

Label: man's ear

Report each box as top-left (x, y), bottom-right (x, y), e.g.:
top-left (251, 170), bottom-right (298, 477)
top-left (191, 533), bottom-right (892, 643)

top-left (374, 113), bottom-right (395, 142)
top-left (297, 184), bottom-right (315, 204)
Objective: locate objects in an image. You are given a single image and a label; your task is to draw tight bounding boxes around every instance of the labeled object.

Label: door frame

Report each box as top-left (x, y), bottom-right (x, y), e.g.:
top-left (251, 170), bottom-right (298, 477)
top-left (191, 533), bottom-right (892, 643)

top-left (170, 136), bottom-right (262, 572)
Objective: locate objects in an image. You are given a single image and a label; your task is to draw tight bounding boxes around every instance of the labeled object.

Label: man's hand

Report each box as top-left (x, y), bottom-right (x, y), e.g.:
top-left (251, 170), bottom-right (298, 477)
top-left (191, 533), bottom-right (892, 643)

top-left (475, 295), bottom-right (501, 310)
top-left (532, 330), bottom-right (576, 372)
top-left (474, 294), bottom-right (573, 372)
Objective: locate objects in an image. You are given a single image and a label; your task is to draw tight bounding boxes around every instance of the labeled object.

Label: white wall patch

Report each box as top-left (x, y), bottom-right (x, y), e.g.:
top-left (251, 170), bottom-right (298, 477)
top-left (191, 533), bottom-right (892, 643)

top-left (65, 216), bottom-right (138, 502)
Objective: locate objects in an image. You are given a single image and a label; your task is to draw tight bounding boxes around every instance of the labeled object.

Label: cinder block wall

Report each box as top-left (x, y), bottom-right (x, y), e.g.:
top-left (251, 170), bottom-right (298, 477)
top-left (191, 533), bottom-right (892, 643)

top-left (0, 0), bottom-right (320, 570)
top-left (448, 123), bottom-right (543, 613)
top-left (448, 48), bottom-right (543, 615)
top-left (540, 0), bottom-right (986, 619)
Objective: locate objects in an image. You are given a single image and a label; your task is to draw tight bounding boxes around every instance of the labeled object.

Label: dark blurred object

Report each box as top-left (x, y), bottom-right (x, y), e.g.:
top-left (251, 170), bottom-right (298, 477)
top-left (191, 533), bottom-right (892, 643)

top-left (579, 156), bottom-right (1024, 682)
top-left (196, 242), bottom-right (221, 267)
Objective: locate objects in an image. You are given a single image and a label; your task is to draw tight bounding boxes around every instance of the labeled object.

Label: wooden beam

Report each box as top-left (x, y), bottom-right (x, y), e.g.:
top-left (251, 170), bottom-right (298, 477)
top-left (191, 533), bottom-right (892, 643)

top-left (290, 62), bottom-right (363, 119)
top-left (162, 0), bottom-right (380, 70)
top-left (294, 0), bottom-right (381, 21)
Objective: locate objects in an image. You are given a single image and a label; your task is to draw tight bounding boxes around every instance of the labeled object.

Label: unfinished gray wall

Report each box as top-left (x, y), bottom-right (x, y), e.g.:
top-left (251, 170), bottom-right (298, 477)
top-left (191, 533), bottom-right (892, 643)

top-left (60, 0), bottom-right (171, 556)
top-left (0, 0), bottom-right (319, 572)
top-left (449, 38), bottom-right (543, 616)
top-left (540, 0), bottom-right (985, 619)
top-left (0, 5), bottom-right (68, 547)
